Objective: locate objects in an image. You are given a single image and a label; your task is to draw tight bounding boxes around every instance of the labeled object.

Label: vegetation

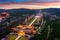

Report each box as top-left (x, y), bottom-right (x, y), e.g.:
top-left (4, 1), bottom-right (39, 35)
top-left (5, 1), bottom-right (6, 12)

top-left (0, 8), bottom-right (60, 40)
top-left (9, 35), bottom-right (17, 40)
top-left (18, 36), bottom-right (27, 40)
top-left (29, 18), bottom-right (35, 24)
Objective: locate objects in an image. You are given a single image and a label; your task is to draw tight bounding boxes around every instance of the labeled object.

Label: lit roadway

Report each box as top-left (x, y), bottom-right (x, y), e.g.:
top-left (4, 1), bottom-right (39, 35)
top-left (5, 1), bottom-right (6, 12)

top-left (5, 11), bottom-right (43, 40)
top-left (15, 16), bottom-right (40, 40)
top-left (14, 11), bottom-right (43, 40)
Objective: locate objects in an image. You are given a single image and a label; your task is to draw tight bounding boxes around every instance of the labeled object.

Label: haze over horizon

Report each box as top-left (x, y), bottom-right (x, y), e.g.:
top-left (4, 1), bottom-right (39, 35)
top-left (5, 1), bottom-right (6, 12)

top-left (0, 0), bottom-right (60, 9)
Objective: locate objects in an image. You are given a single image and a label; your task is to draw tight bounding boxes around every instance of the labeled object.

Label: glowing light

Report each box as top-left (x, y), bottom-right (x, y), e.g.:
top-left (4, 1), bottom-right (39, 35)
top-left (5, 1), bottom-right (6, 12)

top-left (18, 31), bottom-right (25, 36)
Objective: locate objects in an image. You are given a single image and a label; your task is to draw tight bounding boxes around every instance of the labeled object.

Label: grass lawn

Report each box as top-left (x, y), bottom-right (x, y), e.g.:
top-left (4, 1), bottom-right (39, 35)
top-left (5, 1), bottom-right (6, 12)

top-left (18, 36), bottom-right (27, 40)
top-left (8, 34), bottom-right (27, 40)
top-left (9, 35), bottom-right (17, 40)
top-left (29, 18), bottom-right (35, 24)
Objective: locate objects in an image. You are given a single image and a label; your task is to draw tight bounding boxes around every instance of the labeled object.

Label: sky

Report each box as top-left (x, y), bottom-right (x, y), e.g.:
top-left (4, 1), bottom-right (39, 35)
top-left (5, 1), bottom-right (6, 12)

top-left (0, 0), bottom-right (60, 9)
top-left (0, 0), bottom-right (60, 3)
top-left (0, 2), bottom-right (60, 9)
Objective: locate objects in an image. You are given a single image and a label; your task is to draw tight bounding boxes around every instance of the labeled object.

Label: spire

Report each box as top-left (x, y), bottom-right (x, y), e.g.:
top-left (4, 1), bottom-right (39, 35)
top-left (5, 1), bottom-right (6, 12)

top-left (40, 10), bottom-right (42, 13)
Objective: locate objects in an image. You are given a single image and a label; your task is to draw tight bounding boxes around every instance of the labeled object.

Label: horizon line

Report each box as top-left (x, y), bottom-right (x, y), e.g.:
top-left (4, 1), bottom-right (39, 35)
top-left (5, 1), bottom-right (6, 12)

top-left (0, 2), bottom-right (60, 9)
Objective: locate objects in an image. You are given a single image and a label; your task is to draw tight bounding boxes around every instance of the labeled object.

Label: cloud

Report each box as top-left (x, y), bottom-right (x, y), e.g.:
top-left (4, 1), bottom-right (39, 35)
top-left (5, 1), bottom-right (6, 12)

top-left (26, 0), bottom-right (60, 2)
top-left (0, 2), bottom-right (60, 9)
top-left (0, 0), bottom-right (60, 3)
top-left (55, 0), bottom-right (60, 1)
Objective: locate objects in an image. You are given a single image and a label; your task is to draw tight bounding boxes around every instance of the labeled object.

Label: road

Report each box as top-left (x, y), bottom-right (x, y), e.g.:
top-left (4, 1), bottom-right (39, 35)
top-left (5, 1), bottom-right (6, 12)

top-left (3, 11), bottom-right (43, 40)
top-left (14, 13), bottom-right (43, 40)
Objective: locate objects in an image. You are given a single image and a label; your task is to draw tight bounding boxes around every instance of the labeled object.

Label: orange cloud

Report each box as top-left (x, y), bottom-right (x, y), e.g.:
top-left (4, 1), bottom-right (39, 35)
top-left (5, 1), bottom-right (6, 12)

top-left (0, 2), bottom-right (60, 9)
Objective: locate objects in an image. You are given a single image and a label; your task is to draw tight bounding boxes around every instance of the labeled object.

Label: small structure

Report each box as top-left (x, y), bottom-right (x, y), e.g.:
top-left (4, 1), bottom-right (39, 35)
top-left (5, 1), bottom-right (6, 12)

top-left (12, 25), bottom-right (37, 35)
top-left (0, 12), bottom-right (10, 22)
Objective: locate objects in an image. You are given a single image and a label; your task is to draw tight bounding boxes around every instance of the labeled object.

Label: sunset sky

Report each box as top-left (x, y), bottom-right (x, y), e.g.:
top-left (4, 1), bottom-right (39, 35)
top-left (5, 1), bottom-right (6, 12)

top-left (0, 0), bottom-right (60, 3)
top-left (0, 0), bottom-right (60, 9)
